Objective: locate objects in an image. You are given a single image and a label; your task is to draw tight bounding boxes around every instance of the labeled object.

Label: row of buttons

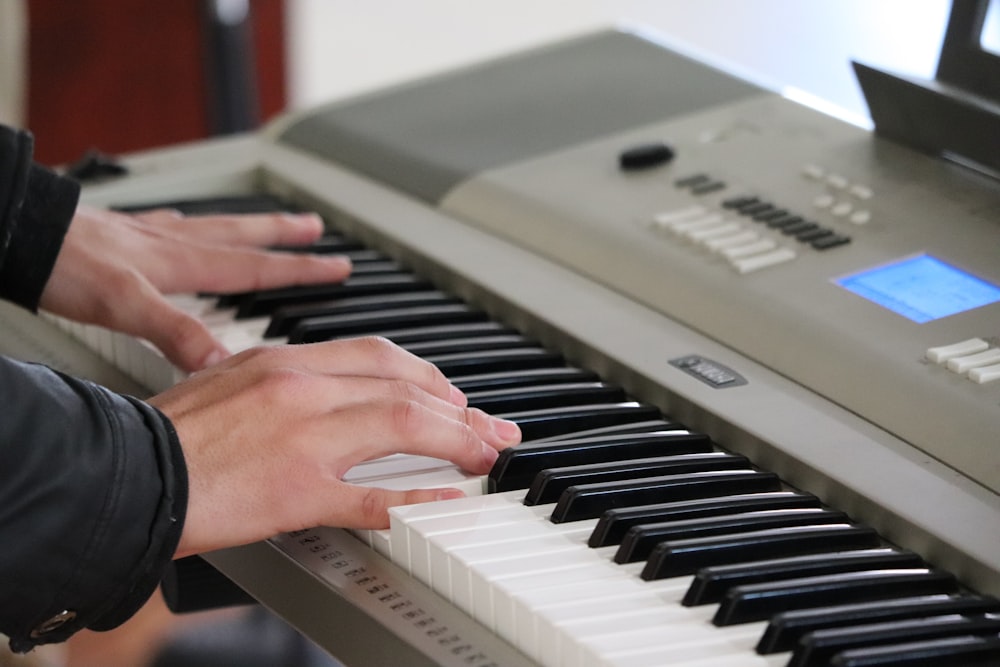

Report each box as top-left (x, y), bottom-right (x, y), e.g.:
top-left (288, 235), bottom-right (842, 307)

top-left (721, 195), bottom-right (851, 251)
top-left (801, 164), bottom-right (875, 225)
top-left (650, 205), bottom-right (797, 273)
top-left (925, 338), bottom-right (1000, 384)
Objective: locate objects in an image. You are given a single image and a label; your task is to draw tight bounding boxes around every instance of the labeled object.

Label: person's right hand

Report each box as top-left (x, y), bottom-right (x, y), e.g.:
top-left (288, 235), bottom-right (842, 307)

top-left (147, 337), bottom-right (522, 559)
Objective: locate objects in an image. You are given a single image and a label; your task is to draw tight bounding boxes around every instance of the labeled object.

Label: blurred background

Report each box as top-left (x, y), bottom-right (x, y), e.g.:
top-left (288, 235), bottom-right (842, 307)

top-left (5, 0), bottom-right (952, 166)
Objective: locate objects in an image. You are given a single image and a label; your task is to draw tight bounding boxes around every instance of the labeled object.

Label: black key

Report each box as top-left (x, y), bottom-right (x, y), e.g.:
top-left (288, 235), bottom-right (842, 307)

top-left (270, 236), bottom-right (369, 255)
top-left (830, 634), bottom-right (1000, 667)
top-left (793, 613), bottom-right (1000, 667)
top-left (759, 594), bottom-right (1000, 654)
top-left (498, 402), bottom-right (663, 443)
top-left (332, 259), bottom-right (403, 275)
top-left (117, 194), bottom-right (297, 216)
top-left (401, 335), bottom-right (533, 358)
top-left (424, 348), bottom-right (563, 377)
top-left (527, 419), bottom-right (686, 443)
top-left (236, 273), bottom-right (433, 318)
top-left (488, 431), bottom-right (712, 493)
top-left (466, 382), bottom-right (626, 416)
top-left (640, 524), bottom-right (881, 580)
top-left (363, 322), bottom-right (517, 346)
top-left (589, 491), bottom-right (820, 548)
top-left (264, 291), bottom-right (460, 337)
top-left (527, 452), bottom-right (751, 507)
top-left (713, 568), bottom-right (958, 626)
top-left (553, 470), bottom-right (782, 524)
top-left (685, 548), bottom-right (925, 606)
top-left (290, 304), bottom-right (486, 343)
top-left (616, 508), bottom-right (846, 564)
top-left (451, 367), bottom-right (600, 393)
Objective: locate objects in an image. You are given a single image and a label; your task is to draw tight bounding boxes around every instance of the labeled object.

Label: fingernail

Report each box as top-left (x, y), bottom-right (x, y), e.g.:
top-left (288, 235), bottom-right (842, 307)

top-left (202, 348), bottom-right (227, 368)
top-left (482, 444), bottom-right (500, 469)
top-left (491, 417), bottom-right (521, 444)
top-left (435, 488), bottom-right (466, 502)
top-left (327, 255), bottom-right (353, 270)
top-left (291, 212), bottom-right (323, 226)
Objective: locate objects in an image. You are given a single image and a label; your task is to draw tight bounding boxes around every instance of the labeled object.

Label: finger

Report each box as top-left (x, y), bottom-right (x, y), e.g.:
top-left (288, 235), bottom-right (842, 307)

top-left (136, 209), bottom-right (327, 248)
top-left (326, 399), bottom-right (519, 476)
top-left (148, 242), bottom-right (353, 295)
top-left (109, 277), bottom-right (231, 372)
top-left (228, 338), bottom-right (467, 406)
top-left (324, 486), bottom-right (469, 530)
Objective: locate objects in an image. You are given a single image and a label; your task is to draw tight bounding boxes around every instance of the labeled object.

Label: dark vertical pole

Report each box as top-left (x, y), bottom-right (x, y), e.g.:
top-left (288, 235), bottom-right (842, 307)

top-left (203, 0), bottom-right (262, 134)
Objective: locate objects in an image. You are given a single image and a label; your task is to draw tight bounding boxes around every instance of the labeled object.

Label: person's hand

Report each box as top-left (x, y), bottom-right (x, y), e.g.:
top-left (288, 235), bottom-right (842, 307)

top-left (39, 204), bottom-right (353, 373)
top-left (148, 338), bottom-right (522, 558)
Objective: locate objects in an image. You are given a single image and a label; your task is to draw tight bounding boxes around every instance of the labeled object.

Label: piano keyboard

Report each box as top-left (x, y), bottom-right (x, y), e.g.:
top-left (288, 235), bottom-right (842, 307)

top-left (44, 194), bottom-right (1000, 667)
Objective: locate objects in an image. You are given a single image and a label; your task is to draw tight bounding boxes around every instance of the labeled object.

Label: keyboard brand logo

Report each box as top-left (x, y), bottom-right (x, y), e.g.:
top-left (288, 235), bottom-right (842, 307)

top-left (669, 355), bottom-right (747, 388)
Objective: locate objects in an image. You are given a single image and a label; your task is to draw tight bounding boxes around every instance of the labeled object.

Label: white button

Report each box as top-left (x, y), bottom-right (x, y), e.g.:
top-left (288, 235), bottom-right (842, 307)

top-left (831, 201), bottom-right (853, 217)
top-left (667, 214), bottom-right (725, 234)
top-left (849, 184), bottom-right (874, 199)
top-left (926, 338), bottom-right (989, 364)
top-left (720, 238), bottom-right (777, 259)
top-left (826, 174), bottom-right (849, 189)
top-left (813, 194), bottom-right (835, 209)
top-left (802, 164), bottom-right (825, 179)
top-left (651, 206), bottom-right (707, 229)
top-left (969, 363), bottom-right (1000, 384)
top-left (731, 247), bottom-right (797, 273)
top-left (684, 222), bottom-right (743, 242)
top-left (704, 230), bottom-right (760, 251)
top-left (947, 348), bottom-right (1000, 373)
top-left (849, 210), bottom-right (872, 225)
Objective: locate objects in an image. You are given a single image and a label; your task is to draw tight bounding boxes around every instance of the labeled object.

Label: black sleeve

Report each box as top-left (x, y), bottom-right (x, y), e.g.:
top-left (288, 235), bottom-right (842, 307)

top-left (0, 124), bottom-right (80, 311)
top-left (0, 357), bottom-right (188, 653)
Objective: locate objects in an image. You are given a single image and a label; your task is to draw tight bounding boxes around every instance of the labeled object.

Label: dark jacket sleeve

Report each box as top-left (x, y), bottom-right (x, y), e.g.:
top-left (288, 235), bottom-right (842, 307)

top-left (0, 125), bottom-right (188, 652)
top-left (0, 357), bottom-right (188, 653)
top-left (0, 125), bottom-right (79, 311)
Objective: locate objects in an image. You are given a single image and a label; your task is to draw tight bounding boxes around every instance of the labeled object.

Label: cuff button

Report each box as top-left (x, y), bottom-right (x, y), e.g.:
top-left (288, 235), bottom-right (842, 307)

top-left (30, 610), bottom-right (77, 638)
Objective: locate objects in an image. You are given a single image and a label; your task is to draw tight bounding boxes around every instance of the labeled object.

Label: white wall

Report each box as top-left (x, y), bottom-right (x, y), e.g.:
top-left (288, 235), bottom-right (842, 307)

top-left (286, 0), bottom-right (951, 124)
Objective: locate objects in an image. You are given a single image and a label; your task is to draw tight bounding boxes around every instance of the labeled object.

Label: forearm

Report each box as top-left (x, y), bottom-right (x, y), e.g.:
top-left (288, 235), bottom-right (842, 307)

top-left (0, 357), bottom-right (187, 653)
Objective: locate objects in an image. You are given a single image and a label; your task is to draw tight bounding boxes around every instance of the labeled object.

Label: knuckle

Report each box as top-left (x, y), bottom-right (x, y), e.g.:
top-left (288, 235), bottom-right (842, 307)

top-left (255, 366), bottom-right (312, 403)
top-left (357, 335), bottom-right (399, 361)
top-left (389, 398), bottom-right (424, 437)
top-left (358, 487), bottom-right (388, 524)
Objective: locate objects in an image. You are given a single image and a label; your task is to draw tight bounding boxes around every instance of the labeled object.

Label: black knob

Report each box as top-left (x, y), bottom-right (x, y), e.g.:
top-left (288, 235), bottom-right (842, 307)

top-left (619, 142), bottom-right (675, 171)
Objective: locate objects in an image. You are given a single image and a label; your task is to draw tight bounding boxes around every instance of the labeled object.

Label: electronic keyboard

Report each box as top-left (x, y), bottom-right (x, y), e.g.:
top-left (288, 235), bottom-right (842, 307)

top-left (2, 28), bottom-right (999, 667)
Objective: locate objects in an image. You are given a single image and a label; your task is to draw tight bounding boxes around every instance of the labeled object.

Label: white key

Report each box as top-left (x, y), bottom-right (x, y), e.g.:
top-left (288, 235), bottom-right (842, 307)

top-left (581, 621), bottom-right (764, 667)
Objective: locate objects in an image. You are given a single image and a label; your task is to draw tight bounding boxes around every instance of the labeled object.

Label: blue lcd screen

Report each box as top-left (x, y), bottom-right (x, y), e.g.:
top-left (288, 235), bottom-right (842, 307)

top-left (835, 254), bottom-right (1000, 323)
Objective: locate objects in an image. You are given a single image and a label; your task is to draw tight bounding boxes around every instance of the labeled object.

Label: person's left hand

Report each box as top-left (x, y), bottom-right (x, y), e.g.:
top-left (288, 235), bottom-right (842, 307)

top-left (39, 204), bottom-right (353, 373)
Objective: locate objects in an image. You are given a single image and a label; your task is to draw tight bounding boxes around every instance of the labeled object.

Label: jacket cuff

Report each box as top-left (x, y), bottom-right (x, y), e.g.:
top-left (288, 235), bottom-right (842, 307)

top-left (2, 364), bottom-right (187, 653)
top-left (0, 162), bottom-right (79, 311)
